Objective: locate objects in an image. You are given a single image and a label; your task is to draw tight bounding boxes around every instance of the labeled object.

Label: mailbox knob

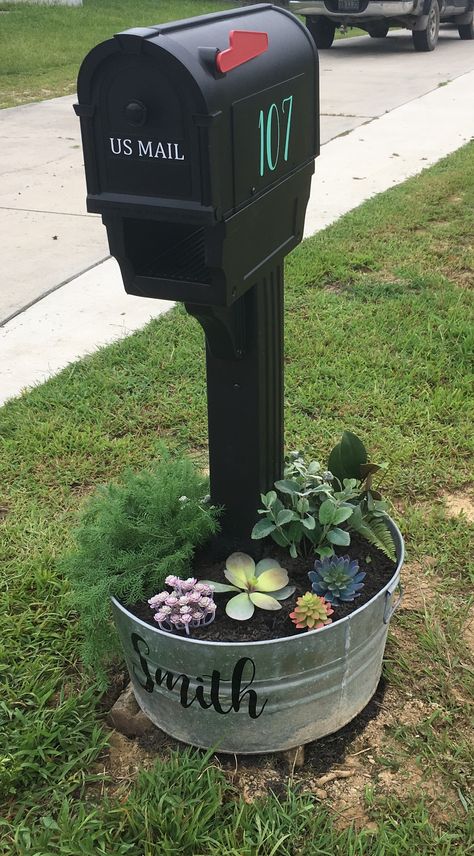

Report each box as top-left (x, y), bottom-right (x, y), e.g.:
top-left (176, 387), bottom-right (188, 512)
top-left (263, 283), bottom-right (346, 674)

top-left (124, 100), bottom-right (147, 127)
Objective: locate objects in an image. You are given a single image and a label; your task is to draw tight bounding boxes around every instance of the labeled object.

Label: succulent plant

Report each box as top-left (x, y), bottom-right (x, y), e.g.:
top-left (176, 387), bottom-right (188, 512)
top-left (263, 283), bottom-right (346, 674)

top-left (148, 576), bottom-right (216, 635)
top-left (201, 552), bottom-right (295, 621)
top-left (289, 593), bottom-right (334, 630)
top-left (308, 555), bottom-right (366, 606)
top-left (252, 432), bottom-right (397, 562)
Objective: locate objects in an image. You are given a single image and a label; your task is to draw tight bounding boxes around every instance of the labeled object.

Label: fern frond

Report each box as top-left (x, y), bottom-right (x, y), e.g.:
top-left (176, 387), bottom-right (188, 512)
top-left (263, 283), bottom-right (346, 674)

top-left (351, 513), bottom-right (396, 561)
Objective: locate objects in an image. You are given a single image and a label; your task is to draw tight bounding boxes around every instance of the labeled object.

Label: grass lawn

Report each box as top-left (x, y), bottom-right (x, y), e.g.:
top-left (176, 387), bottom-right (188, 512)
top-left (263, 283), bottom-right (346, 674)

top-left (0, 139), bottom-right (473, 852)
top-left (0, 0), bottom-right (236, 109)
top-left (0, 0), bottom-right (365, 109)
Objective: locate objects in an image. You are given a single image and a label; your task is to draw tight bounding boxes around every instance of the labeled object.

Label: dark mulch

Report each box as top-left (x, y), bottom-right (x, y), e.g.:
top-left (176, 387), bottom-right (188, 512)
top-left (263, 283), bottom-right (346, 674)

top-left (129, 535), bottom-right (397, 643)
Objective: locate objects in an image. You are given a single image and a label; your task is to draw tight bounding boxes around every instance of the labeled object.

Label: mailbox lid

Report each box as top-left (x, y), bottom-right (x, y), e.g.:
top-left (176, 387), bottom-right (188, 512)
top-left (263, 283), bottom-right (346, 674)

top-left (75, 3), bottom-right (318, 220)
top-left (145, 3), bottom-right (319, 215)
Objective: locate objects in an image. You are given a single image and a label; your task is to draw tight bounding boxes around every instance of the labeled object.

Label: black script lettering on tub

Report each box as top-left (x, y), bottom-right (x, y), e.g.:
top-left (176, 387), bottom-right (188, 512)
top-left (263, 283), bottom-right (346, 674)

top-left (131, 633), bottom-right (268, 719)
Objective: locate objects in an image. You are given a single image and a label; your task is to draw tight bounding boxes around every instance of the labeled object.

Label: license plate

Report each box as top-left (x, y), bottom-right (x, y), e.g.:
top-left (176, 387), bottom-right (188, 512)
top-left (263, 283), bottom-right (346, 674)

top-left (338, 0), bottom-right (359, 10)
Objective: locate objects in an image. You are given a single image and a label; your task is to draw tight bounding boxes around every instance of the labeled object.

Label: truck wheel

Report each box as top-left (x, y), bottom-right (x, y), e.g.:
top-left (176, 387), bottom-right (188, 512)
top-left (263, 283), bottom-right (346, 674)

top-left (367, 22), bottom-right (389, 37)
top-left (412, 0), bottom-right (440, 50)
top-left (458, 14), bottom-right (474, 39)
top-left (306, 17), bottom-right (336, 49)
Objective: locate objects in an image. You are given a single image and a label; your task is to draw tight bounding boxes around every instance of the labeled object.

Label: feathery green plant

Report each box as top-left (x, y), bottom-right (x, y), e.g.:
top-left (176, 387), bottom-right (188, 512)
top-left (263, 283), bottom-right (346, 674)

top-left (61, 456), bottom-right (220, 685)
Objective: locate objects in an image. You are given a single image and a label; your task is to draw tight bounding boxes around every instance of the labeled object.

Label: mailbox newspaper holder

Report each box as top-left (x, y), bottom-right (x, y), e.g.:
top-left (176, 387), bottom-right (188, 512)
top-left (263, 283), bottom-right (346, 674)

top-left (75, 3), bottom-right (319, 549)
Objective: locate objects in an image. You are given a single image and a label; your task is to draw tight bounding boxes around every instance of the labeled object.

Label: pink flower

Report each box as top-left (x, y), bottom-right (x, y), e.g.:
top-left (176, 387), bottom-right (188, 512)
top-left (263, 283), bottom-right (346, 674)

top-left (180, 614), bottom-right (192, 624)
top-left (165, 596), bottom-right (178, 607)
top-left (179, 605), bottom-right (192, 614)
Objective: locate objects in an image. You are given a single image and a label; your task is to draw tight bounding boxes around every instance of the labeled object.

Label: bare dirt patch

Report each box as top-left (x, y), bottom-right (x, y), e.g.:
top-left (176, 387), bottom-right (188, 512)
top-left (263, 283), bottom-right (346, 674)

top-left (451, 269), bottom-right (473, 290)
top-left (106, 732), bottom-right (156, 786)
top-left (440, 491), bottom-right (474, 523)
top-left (399, 558), bottom-right (437, 611)
top-left (68, 481), bottom-right (95, 495)
top-left (323, 281), bottom-right (348, 294)
top-left (463, 605), bottom-right (474, 657)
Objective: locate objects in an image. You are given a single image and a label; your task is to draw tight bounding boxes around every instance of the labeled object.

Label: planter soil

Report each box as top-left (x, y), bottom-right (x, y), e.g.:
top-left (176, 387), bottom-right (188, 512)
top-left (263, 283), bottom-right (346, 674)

top-left (130, 534), bottom-right (396, 643)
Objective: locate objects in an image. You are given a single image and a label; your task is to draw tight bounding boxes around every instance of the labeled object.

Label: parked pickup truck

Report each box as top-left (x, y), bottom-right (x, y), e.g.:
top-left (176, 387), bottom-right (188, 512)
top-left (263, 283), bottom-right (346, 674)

top-left (288, 0), bottom-right (474, 51)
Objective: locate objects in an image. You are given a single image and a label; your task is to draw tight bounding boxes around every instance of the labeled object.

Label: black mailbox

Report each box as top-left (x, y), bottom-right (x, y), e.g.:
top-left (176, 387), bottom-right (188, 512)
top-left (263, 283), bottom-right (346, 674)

top-left (74, 3), bottom-right (318, 307)
top-left (75, 4), bottom-right (319, 552)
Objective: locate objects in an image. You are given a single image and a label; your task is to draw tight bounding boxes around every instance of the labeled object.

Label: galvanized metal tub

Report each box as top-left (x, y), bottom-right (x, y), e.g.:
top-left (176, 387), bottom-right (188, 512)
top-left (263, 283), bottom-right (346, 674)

top-left (111, 519), bottom-right (403, 753)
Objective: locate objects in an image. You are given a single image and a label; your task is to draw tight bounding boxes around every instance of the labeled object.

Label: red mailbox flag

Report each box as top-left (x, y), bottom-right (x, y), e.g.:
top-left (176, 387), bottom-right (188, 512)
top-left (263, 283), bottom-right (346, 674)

top-left (216, 30), bottom-right (269, 74)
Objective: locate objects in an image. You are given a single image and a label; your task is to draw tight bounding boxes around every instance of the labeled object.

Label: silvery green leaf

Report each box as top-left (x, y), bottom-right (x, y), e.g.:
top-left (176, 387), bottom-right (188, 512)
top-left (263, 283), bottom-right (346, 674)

top-left (272, 585), bottom-right (296, 601)
top-left (319, 499), bottom-right (336, 525)
top-left (256, 557), bottom-right (283, 575)
top-left (274, 479), bottom-right (301, 495)
top-left (348, 505), bottom-right (363, 528)
top-left (326, 527), bottom-right (351, 546)
top-left (225, 592), bottom-right (254, 620)
top-left (225, 552), bottom-right (255, 585)
top-left (273, 498), bottom-right (284, 515)
top-left (296, 497), bottom-right (309, 514)
top-left (342, 478), bottom-right (358, 490)
top-left (333, 506), bottom-right (354, 525)
top-left (249, 592), bottom-right (281, 611)
top-left (317, 546), bottom-right (335, 558)
top-left (302, 515), bottom-right (316, 530)
top-left (256, 568), bottom-right (289, 591)
top-left (276, 509), bottom-right (296, 526)
top-left (251, 519), bottom-right (276, 539)
top-left (272, 530), bottom-right (290, 548)
top-left (290, 543), bottom-right (297, 558)
top-left (201, 581), bottom-right (238, 593)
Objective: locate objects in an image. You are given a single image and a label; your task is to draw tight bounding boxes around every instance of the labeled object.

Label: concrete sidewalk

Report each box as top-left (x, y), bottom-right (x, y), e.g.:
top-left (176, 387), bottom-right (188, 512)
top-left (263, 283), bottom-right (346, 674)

top-left (1, 58), bottom-right (474, 406)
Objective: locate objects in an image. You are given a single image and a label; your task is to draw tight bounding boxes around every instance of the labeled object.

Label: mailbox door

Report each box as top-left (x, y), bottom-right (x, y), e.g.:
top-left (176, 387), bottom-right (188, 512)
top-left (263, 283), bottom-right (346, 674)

top-left (76, 36), bottom-right (208, 217)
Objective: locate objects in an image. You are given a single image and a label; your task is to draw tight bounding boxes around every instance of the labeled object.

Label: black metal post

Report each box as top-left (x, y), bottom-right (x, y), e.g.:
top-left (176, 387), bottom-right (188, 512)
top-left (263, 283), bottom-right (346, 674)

top-left (186, 262), bottom-right (284, 554)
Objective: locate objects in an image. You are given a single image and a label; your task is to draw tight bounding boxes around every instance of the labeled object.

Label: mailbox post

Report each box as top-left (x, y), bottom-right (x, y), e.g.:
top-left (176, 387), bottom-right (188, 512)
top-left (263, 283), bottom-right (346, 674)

top-left (75, 3), bottom-right (319, 551)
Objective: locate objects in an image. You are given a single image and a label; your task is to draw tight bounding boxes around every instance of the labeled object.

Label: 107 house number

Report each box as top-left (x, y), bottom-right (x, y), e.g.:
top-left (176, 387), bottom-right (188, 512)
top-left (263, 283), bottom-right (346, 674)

top-left (258, 95), bottom-right (293, 177)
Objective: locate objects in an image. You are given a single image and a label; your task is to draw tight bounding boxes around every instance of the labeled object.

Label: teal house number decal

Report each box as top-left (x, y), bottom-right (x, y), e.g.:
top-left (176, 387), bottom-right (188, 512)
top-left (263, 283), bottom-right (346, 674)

top-left (258, 95), bottom-right (294, 177)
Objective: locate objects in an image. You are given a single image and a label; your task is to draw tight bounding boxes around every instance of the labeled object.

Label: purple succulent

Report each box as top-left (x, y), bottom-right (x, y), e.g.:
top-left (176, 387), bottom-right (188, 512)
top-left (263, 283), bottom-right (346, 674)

top-left (149, 575), bottom-right (216, 635)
